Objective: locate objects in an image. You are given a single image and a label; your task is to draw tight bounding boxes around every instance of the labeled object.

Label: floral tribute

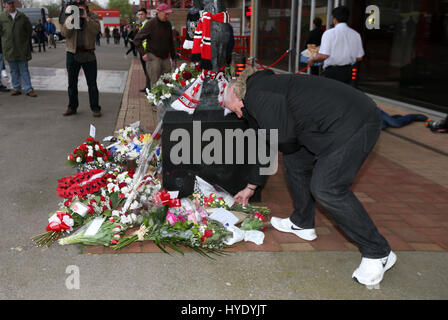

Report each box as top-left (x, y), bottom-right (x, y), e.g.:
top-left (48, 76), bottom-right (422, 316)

top-left (33, 123), bottom-right (272, 256)
top-left (67, 137), bottom-right (112, 169)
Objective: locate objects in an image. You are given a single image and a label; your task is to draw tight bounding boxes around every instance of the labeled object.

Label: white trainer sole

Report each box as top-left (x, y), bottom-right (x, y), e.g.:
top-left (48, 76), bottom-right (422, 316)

top-left (270, 217), bottom-right (317, 241)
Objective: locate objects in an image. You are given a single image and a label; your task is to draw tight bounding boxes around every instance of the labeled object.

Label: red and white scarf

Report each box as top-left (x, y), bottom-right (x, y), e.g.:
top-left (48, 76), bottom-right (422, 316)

top-left (191, 11), bottom-right (230, 70)
top-left (171, 68), bottom-right (230, 115)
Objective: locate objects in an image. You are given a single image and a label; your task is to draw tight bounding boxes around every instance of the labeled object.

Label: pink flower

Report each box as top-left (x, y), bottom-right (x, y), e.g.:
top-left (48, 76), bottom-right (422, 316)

top-left (186, 210), bottom-right (197, 224)
top-left (178, 215), bottom-right (186, 223)
top-left (152, 192), bottom-right (163, 206)
top-left (166, 211), bottom-right (179, 226)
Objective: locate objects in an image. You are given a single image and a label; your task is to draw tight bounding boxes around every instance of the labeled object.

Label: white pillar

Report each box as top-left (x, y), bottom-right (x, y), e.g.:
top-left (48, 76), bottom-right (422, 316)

top-left (310, 0), bottom-right (316, 31)
top-left (326, 0), bottom-right (333, 29)
top-left (289, 0), bottom-right (297, 73)
top-left (295, 0), bottom-right (303, 72)
top-left (334, 0), bottom-right (340, 8)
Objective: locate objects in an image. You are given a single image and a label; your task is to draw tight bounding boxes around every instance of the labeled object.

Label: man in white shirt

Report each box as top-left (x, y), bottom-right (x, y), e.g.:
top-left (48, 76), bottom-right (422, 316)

top-left (308, 6), bottom-right (364, 84)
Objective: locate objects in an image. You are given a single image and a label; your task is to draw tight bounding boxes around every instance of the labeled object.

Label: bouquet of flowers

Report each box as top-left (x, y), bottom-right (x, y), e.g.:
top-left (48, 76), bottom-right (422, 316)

top-left (240, 212), bottom-right (270, 231)
top-left (58, 218), bottom-right (124, 246)
top-left (67, 137), bottom-right (112, 170)
top-left (146, 62), bottom-right (202, 106)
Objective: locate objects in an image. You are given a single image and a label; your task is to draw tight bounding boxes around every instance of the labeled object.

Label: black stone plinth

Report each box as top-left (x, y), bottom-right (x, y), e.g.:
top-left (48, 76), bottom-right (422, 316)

top-left (162, 109), bottom-right (262, 202)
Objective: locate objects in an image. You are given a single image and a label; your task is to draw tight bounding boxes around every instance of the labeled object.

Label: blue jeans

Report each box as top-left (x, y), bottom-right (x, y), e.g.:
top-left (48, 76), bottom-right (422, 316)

top-left (378, 108), bottom-right (414, 130)
top-left (8, 61), bottom-right (33, 93)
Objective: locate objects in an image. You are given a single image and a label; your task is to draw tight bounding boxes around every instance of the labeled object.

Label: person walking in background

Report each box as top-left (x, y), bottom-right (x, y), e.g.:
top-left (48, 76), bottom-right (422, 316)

top-left (306, 17), bottom-right (324, 75)
top-left (0, 34), bottom-right (9, 92)
top-left (113, 26), bottom-right (120, 44)
top-left (61, 1), bottom-right (102, 117)
top-left (308, 6), bottom-right (364, 84)
top-left (134, 3), bottom-right (176, 89)
top-left (122, 26), bottom-right (128, 48)
top-left (105, 27), bottom-right (110, 44)
top-left (0, 0), bottom-right (37, 97)
top-left (45, 17), bottom-right (56, 49)
top-left (35, 18), bottom-right (46, 52)
top-left (125, 25), bottom-right (137, 57)
top-left (134, 8), bottom-right (151, 93)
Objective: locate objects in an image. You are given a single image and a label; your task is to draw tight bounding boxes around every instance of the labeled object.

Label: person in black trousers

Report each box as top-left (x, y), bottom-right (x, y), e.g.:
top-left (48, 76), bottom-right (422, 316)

top-left (225, 67), bottom-right (396, 287)
top-left (306, 17), bottom-right (324, 75)
top-left (125, 25), bottom-right (137, 57)
top-left (35, 19), bottom-right (46, 52)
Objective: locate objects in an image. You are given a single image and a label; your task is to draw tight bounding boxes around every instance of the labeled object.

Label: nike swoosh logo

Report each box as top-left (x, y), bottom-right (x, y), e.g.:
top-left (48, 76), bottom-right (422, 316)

top-left (291, 226), bottom-right (303, 231)
top-left (382, 258), bottom-right (388, 268)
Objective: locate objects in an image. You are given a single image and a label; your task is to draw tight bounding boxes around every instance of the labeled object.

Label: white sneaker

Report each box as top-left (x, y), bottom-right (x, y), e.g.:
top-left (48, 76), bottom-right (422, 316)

top-left (1, 70), bottom-right (7, 78)
top-left (352, 251), bottom-right (397, 286)
top-left (270, 217), bottom-right (317, 241)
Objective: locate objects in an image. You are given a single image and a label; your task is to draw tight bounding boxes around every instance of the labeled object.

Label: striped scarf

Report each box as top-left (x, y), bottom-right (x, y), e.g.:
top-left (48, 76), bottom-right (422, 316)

top-left (170, 68), bottom-right (230, 115)
top-left (191, 11), bottom-right (230, 70)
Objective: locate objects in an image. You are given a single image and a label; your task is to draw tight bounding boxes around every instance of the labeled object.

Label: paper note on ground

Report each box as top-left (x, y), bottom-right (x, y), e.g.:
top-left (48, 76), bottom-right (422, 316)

top-left (209, 208), bottom-right (239, 226)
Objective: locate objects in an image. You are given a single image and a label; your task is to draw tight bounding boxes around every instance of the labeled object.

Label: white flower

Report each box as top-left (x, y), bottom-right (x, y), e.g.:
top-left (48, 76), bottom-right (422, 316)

top-left (98, 157), bottom-right (104, 164)
top-left (166, 83), bottom-right (175, 88)
top-left (163, 93), bottom-right (171, 99)
top-left (95, 145), bottom-right (100, 151)
top-left (140, 195), bottom-right (147, 203)
top-left (113, 234), bottom-right (121, 240)
top-left (130, 201), bottom-right (140, 210)
top-left (88, 150), bottom-right (93, 157)
top-left (125, 177), bottom-right (133, 185)
top-left (128, 150), bottom-right (139, 160)
top-left (121, 187), bottom-right (130, 195)
top-left (112, 210), bottom-right (120, 217)
top-left (130, 213), bottom-right (137, 222)
top-left (76, 157), bottom-right (81, 163)
top-left (180, 63), bottom-right (187, 71)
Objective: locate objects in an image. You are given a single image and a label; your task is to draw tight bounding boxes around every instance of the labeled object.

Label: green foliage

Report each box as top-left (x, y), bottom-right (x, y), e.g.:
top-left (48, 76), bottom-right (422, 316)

top-left (107, 0), bottom-right (131, 21)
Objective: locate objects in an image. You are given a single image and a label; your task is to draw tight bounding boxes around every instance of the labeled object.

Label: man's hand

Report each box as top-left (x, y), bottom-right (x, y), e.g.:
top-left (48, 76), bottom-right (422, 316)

top-left (142, 54), bottom-right (149, 62)
top-left (234, 185), bottom-right (256, 207)
top-left (307, 58), bottom-right (314, 67)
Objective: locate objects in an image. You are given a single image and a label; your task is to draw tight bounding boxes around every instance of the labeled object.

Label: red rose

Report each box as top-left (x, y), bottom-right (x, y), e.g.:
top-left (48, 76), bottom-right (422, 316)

top-left (103, 155), bottom-right (108, 161)
top-left (111, 239), bottom-right (118, 245)
top-left (90, 199), bottom-right (97, 204)
top-left (64, 200), bottom-right (70, 207)
top-left (68, 154), bottom-right (74, 161)
top-left (119, 193), bottom-right (125, 199)
top-left (163, 79), bottom-right (169, 84)
top-left (79, 144), bottom-right (87, 151)
top-left (109, 200), bottom-right (113, 207)
top-left (201, 218), bottom-right (208, 225)
top-left (85, 137), bottom-right (94, 142)
top-left (175, 73), bottom-right (180, 81)
top-left (102, 205), bottom-right (108, 212)
top-left (195, 64), bottom-right (202, 72)
top-left (100, 195), bottom-right (106, 202)
top-left (201, 236), bottom-right (206, 243)
top-left (87, 205), bottom-right (94, 214)
top-left (153, 133), bottom-right (161, 140)
top-left (182, 71), bottom-right (192, 80)
top-left (128, 170), bottom-right (135, 178)
top-left (204, 229), bottom-right (213, 238)
top-left (118, 182), bottom-right (127, 189)
top-left (180, 80), bottom-right (186, 87)
top-left (86, 156), bottom-right (93, 163)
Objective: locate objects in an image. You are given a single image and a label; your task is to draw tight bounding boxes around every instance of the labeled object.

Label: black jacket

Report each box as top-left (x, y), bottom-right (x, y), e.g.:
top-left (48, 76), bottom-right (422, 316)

top-left (306, 27), bottom-right (324, 46)
top-left (243, 69), bottom-right (381, 186)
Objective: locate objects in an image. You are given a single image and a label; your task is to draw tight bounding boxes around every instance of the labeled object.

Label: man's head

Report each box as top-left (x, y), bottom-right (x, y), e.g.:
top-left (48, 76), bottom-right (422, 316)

top-left (223, 82), bottom-right (244, 118)
top-left (137, 8), bottom-right (147, 23)
top-left (332, 6), bottom-right (349, 25)
top-left (313, 17), bottom-right (322, 29)
top-left (47, 17), bottom-right (51, 24)
top-left (4, 0), bottom-right (16, 13)
top-left (156, 3), bottom-right (172, 22)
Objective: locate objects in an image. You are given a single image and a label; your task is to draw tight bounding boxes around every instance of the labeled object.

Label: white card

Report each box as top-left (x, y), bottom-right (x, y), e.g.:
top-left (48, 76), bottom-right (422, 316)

top-left (208, 208), bottom-right (239, 227)
top-left (71, 202), bottom-right (89, 217)
top-left (130, 121), bottom-right (140, 128)
top-left (106, 141), bottom-right (119, 150)
top-left (84, 217), bottom-right (105, 237)
top-left (89, 124), bottom-right (96, 139)
top-left (168, 191), bottom-right (179, 199)
top-left (103, 136), bottom-right (114, 142)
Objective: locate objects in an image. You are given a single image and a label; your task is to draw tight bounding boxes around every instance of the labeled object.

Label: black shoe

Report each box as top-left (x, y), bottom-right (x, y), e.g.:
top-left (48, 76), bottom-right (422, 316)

top-left (139, 88), bottom-right (148, 93)
top-left (411, 114), bottom-right (428, 122)
top-left (0, 86), bottom-right (9, 92)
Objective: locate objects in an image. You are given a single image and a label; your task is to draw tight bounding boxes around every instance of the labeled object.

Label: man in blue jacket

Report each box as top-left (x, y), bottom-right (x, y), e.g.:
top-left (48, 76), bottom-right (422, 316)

top-left (224, 67), bottom-right (396, 287)
top-left (45, 18), bottom-right (56, 49)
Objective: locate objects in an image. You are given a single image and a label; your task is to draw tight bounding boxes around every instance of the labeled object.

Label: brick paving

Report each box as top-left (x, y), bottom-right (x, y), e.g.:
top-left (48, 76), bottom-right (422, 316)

top-left (86, 61), bottom-right (448, 255)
